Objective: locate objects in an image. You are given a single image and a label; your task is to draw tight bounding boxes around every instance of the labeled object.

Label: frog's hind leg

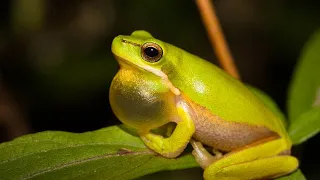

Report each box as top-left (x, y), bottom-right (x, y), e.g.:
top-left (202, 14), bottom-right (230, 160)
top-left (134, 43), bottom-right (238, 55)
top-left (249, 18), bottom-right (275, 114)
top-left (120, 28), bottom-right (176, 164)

top-left (191, 137), bottom-right (299, 180)
top-left (205, 155), bottom-right (298, 180)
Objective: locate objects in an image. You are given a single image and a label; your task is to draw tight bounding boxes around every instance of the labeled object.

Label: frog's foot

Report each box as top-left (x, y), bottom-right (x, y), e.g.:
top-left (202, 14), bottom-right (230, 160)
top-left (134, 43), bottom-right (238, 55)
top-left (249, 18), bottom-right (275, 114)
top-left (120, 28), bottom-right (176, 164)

top-left (192, 137), bottom-right (299, 180)
top-left (190, 140), bottom-right (222, 169)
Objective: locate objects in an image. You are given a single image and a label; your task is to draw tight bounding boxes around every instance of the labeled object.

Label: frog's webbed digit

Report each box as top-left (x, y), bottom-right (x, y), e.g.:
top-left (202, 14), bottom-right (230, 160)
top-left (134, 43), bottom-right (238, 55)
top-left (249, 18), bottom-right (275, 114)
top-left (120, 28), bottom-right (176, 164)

top-left (140, 100), bottom-right (195, 158)
top-left (190, 140), bottom-right (221, 169)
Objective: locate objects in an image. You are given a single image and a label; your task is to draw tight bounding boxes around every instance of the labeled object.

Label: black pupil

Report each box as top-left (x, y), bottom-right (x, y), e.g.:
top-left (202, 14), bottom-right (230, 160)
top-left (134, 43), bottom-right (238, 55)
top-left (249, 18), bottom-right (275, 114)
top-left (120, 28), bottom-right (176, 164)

top-left (144, 47), bottom-right (159, 57)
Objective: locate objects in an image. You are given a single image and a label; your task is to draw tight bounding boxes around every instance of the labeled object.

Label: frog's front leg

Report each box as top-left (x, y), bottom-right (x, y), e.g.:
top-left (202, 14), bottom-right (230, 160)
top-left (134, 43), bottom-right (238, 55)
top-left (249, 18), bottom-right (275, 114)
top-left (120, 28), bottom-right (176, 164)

top-left (140, 101), bottom-right (195, 158)
top-left (192, 137), bottom-right (299, 180)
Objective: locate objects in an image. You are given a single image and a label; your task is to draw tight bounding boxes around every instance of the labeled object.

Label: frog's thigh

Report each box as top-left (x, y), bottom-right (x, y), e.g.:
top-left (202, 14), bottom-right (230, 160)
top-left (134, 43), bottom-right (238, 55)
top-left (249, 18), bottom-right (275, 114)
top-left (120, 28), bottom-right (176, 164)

top-left (141, 101), bottom-right (195, 158)
top-left (203, 138), bottom-right (298, 180)
top-left (205, 156), bottom-right (298, 180)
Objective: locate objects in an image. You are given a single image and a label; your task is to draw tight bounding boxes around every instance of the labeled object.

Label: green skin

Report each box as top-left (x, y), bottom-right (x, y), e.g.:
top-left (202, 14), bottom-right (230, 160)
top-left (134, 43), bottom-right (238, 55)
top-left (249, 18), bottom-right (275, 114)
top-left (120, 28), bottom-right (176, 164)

top-left (110, 30), bottom-right (299, 180)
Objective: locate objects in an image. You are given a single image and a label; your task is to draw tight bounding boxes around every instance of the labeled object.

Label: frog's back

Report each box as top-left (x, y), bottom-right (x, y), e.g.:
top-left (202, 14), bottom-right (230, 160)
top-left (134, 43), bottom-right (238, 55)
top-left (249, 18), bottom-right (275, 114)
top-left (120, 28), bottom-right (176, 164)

top-left (166, 48), bottom-right (289, 146)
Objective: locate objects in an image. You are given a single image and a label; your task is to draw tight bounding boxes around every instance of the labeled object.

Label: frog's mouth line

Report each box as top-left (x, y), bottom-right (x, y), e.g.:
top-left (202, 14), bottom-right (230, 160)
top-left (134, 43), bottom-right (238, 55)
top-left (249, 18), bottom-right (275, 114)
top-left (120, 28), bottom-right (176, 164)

top-left (113, 54), bottom-right (142, 70)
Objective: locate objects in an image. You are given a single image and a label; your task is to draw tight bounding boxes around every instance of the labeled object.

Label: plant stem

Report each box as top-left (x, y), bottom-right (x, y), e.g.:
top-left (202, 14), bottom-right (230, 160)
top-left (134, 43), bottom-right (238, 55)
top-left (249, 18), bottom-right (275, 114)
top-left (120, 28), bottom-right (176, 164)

top-left (195, 0), bottom-right (240, 79)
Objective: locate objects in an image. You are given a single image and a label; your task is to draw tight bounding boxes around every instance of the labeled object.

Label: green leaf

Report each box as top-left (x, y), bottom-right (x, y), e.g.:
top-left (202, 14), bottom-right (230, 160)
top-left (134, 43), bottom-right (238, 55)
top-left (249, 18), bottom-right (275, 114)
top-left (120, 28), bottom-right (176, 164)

top-left (289, 106), bottom-right (320, 145)
top-left (276, 169), bottom-right (306, 180)
top-left (287, 29), bottom-right (320, 144)
top-left (0, 126), bottom-right (198, 180)
top-left (247, 85), bottom-right (287, 127)
top-left (288, 29), bottom-right (320, 124)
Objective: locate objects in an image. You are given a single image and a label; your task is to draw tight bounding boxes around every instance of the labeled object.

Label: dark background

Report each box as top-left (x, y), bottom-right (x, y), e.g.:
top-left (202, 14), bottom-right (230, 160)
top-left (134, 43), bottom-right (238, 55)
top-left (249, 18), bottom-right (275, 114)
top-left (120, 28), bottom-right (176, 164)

top-left (0, 0), bottom-right (319, 179)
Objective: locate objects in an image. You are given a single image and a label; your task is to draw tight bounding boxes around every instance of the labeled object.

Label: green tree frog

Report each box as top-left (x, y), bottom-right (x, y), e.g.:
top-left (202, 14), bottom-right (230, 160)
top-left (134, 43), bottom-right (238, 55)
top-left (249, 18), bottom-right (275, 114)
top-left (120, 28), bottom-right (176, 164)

top-left (109, 30), bottom-right (299, 180)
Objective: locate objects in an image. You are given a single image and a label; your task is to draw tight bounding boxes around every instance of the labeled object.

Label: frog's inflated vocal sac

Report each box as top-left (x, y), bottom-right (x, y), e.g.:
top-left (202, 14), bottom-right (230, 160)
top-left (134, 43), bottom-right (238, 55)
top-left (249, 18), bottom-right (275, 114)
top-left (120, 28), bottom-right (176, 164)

top-left (109, 30), bottom-right (298, 180)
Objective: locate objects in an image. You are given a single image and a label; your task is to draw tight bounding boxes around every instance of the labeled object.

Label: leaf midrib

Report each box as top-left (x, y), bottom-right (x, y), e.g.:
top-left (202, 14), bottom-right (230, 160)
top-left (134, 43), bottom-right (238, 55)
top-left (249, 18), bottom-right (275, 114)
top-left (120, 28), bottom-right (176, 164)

top-left (20, 150), bottom-right (154, 180)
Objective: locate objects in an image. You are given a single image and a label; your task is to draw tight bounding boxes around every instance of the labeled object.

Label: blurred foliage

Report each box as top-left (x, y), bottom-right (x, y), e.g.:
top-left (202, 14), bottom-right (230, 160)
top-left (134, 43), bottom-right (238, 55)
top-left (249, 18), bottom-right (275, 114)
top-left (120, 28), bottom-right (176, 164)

top-left (0, 0), bottom-right (320, 179)
top-left (288, 30), bottom-right (320, 145)
top-left (288, 29), bottom-right (320, 124)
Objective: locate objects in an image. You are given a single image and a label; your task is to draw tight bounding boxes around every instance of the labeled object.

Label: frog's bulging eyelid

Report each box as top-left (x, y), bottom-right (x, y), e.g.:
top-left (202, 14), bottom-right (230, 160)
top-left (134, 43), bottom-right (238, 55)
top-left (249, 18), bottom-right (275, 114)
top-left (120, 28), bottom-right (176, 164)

top-left (121, 39), bottom-right (141, 47)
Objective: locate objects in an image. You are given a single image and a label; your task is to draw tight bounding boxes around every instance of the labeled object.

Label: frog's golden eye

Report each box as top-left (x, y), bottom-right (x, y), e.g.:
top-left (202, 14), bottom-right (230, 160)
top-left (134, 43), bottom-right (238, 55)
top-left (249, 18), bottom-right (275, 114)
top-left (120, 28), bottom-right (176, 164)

top-left (141, 42), bottom-right (163, 63)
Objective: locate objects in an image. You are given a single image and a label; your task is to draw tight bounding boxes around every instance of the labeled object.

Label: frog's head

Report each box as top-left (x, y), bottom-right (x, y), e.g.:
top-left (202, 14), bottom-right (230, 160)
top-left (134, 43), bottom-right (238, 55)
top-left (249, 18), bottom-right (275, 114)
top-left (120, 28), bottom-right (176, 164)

top-left (110, 31), bottom-right (181, 133)
top-left (111, 31), bottom-right (181, 96)
top-left (112, 30), bottom-right (162, 67)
